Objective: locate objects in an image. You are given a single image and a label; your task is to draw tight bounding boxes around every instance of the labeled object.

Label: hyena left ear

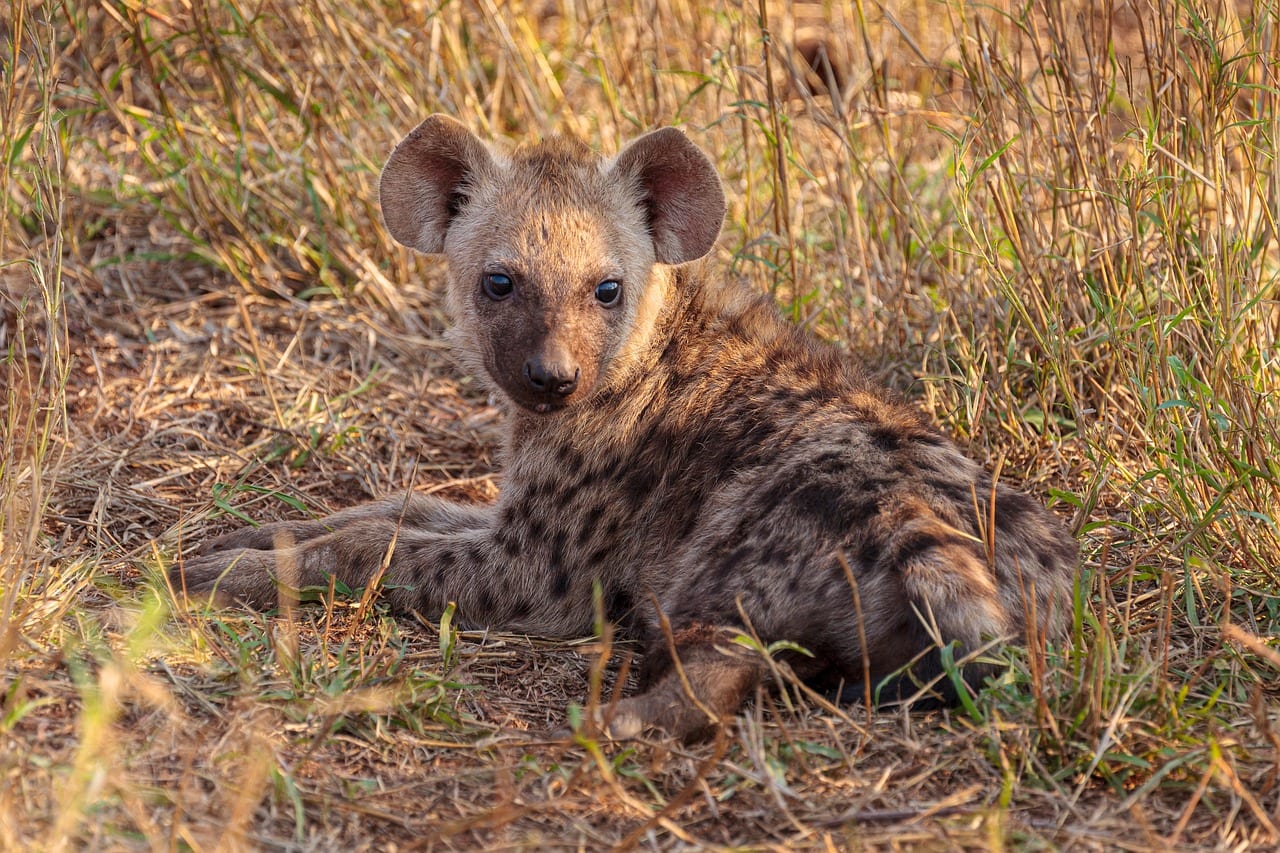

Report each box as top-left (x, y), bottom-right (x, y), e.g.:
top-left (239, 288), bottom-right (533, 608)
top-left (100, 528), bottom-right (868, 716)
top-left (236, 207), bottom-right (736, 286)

top-left (610, 127), bottom-right (726, 265)
top-left (379, 114), bottom-right (496, 254)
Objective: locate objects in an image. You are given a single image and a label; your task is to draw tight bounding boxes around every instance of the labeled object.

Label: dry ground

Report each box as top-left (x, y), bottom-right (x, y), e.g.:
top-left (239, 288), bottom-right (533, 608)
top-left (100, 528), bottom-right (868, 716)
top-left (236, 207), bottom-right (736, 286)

top-left (3, 0), bottom-right (1279, 849)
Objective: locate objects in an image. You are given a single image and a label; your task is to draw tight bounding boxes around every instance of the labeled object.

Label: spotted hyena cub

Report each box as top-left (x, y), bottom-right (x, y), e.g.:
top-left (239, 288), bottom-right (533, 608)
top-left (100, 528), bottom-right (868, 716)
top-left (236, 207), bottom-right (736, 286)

top-left (176, 116), bottom-right (1078, 739)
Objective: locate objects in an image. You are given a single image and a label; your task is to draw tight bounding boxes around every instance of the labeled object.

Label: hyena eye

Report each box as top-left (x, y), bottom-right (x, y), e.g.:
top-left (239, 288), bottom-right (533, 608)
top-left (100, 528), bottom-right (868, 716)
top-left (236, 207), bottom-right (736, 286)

top-left (482, 272), bottom-right (514, 301)
top-left (594, 279), bottom-right (621, 306)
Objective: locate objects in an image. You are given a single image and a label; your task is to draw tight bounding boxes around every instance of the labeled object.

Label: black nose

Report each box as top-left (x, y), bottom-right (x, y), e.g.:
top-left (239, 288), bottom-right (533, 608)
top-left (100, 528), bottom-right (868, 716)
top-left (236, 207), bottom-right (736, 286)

top-left (524, 358), bottom-right (580, 396)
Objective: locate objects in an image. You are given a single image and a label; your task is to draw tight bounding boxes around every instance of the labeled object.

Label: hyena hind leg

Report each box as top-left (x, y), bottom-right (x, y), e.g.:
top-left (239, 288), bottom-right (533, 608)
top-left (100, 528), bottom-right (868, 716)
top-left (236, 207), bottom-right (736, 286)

top-left (605, 626), bottom-right (767, 741)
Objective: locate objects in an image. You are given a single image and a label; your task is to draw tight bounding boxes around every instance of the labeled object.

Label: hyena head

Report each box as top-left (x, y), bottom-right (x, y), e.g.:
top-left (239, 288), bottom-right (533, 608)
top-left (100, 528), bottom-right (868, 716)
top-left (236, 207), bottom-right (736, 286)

top-left (378, 115), bottom-right (726, 413)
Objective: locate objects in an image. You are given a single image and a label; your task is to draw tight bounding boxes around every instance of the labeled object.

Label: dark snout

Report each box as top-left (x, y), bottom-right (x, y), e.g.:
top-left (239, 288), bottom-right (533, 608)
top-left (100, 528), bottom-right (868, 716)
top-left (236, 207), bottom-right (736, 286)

top-left (523, 355), bottom-right (580, 397)
top-left (519, 341), bottom-right (582, 413)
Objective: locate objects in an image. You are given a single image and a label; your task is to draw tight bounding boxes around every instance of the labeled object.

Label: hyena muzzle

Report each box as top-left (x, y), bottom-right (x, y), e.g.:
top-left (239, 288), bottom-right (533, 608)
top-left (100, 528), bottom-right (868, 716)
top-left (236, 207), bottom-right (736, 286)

top-left (173, 115), bottom-right (1079, 740)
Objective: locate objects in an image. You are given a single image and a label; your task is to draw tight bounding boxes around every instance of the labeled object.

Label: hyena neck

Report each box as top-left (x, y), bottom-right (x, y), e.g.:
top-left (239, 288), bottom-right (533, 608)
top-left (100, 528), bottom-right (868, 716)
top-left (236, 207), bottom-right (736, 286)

top-left (605, 263), bottom-right (696, 394)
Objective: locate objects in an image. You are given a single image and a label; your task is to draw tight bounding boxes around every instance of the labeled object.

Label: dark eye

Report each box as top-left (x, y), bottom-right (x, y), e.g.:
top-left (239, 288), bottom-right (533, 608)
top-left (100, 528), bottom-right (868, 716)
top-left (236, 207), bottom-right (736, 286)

top-left (482, 272), bottom-right (514, 301)
top-left (594, 279), bottom-right (621, 306)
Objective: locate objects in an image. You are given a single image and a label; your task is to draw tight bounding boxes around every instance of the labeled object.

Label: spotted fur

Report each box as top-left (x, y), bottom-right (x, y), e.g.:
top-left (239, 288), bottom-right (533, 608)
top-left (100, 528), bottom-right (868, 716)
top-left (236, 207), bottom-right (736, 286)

top-left (176, 116), bottom-right (1078, 740)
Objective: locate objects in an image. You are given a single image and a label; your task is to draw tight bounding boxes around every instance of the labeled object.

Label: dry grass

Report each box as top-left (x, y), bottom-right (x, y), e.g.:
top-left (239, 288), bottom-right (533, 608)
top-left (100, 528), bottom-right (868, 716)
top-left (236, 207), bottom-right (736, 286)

top-left (2, 0), bottom-right (1278, 848)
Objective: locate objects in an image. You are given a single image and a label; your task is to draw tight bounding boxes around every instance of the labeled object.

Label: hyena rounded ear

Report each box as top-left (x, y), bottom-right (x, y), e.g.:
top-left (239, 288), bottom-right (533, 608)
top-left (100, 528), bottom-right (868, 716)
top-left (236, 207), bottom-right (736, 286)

top-left (611, 127), bottom-right (726, 265)
top-left (379, 115), bottom-right (495, 254)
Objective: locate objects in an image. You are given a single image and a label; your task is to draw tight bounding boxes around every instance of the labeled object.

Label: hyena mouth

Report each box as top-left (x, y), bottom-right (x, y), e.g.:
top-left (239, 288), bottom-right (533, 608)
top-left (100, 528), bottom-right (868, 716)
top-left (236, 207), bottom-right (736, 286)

top-left (517, 393), bottom-right (573, 414)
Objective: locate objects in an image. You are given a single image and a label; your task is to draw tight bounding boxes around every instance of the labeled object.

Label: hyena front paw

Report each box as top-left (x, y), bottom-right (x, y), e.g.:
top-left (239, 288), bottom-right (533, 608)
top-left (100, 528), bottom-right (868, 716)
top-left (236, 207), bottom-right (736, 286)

top-left (170, 548), bottom-right (286, 610)
top-left (197, 520), bottom-right (330, 555)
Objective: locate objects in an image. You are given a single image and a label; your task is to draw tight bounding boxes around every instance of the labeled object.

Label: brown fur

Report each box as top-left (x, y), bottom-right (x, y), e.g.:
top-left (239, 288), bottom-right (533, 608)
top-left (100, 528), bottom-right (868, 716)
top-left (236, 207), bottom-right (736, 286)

top-left (175, 116), bottom-right (1079, 740)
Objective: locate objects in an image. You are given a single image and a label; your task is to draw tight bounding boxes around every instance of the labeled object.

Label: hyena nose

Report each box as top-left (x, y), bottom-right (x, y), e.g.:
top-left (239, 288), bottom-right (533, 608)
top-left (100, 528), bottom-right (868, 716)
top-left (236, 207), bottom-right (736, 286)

top-left (524, 358), bottom-right (580, 396)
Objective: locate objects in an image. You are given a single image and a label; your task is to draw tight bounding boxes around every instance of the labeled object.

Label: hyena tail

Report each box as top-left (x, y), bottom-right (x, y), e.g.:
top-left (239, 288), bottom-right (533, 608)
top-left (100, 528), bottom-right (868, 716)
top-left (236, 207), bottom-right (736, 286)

top-left (850, 515), bottom-right (1014, 708)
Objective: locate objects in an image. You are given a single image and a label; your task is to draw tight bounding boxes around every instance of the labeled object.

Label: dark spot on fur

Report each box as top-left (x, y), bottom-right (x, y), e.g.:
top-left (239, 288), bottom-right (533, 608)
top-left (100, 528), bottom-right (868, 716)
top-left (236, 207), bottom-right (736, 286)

top-left (994, 490), bottom-right (1039, 532)
top-left (606, 586), bottom-right (634, 621)
top-left (676, 507), bottom-right (703, 541)
top-left (664, 368), bottom-right (687, 397)
top-left (869, 426), bottom-right (901, 453)
top-left (711, 557), bottom-right (735, 581)
top-left (438, 549), bottom-right (456, 568)
top-left (577, 504), bottom-right (606, 547)
top-left (401, 541), bottom-right (430, 560)
top-left (914, 429), bottom-right (949, 447)
top-left (796, 386), bottom-right (825, 403)
top-left (889, 530), bottom-right (947, 567)
top-left (510, 495), bottom-right (533, 520)
top-left (622, 463), bottom-right (661, 508)
top-left (841, 495), bottom-right (881, 527)
top-left (499, 531), bottom-right (521, 559)
top-left (855, 537), bottom-right (883, 569)
top-left (735, 418), bottom-right (777, 460)
top-left (466, 542), bottom-right (487, 566)
top-left (551, 569), bottom-right (571, 599)
top-left (475, 588), bottom-right (496, 615)
top-left (811, 451), bottom-right (850, 476)
top-left (889, 458), bottom-right (918, 477)
top-left (557, 478), bottom-right (581, 502)
top-left (780, 479), bottom-right (880, 533)
top-left (755, 477), bottom-right (795, 516)
top-left (598, 455), bottom-right (624, 481)
top-left (789, 481), bottom-right (841, 517)
top-left (550, 529), bottom-right (567, 569)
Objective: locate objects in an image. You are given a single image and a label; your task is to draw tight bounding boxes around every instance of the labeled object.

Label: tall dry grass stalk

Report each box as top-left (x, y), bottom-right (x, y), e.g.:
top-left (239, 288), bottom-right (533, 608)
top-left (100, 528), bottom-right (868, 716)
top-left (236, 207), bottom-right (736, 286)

top-left (1, 1), bottom-right (75, 665)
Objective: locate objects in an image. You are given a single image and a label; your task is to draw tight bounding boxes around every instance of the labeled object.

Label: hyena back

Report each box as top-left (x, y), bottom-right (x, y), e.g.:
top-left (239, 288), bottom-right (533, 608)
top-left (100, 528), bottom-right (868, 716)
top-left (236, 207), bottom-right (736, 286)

top-left (177, 116), bottom-right (1078, 739)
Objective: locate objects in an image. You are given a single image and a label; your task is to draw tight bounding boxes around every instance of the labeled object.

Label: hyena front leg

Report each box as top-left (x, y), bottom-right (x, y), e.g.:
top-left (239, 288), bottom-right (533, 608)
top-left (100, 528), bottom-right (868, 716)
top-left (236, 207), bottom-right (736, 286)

top-left (197, 493), bottom-right (492, 554)
top-left (173, 495), bottom-right (598, 637)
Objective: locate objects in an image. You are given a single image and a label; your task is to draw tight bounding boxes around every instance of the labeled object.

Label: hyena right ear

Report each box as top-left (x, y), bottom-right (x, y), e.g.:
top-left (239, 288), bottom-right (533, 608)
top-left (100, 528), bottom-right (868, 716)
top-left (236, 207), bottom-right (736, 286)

top-left (379, 115), bottom-right (495, 254)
